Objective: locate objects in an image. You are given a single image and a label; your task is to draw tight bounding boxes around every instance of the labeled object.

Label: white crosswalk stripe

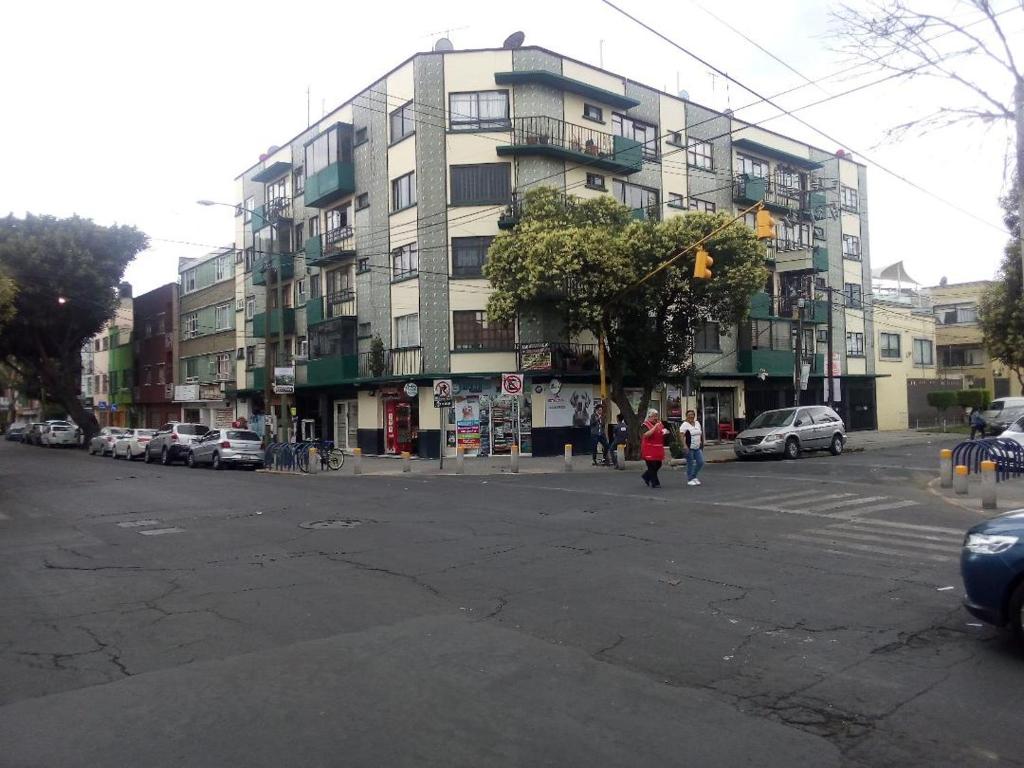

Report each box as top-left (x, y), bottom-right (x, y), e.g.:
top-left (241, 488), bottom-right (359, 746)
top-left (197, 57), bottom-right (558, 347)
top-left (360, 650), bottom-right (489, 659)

top-left (138, 527), bottom-right (184, 536)
top-left (714, 488), bottom-right (921, 519)
top-left (783, 518), bottom-right (963, 565)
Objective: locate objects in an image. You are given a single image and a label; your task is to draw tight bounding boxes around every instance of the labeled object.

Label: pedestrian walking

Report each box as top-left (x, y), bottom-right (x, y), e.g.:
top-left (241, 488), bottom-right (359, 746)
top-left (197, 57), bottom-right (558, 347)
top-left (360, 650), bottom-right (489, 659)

top-left (640, 408), bottom-right (668, 488)
top-left (681, 409), bottom-right (705, 486)
top-left (590, 402), bottom-right (611, 465)
top-left (969, 407), bottom-right (985, 440)
top-left (609, 413), bottom-right (628, 469)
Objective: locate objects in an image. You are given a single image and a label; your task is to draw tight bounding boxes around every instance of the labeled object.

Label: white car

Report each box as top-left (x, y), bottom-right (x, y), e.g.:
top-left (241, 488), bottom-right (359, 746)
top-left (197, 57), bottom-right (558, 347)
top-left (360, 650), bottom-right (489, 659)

top-left (88, 427), bottom-right (128, 456)
top-left (112, 429), bottom-right (157, 460)
top-left (998, 416), bottom-right (1024, 448)
top-left (42, 421), bottom-right (80, 447)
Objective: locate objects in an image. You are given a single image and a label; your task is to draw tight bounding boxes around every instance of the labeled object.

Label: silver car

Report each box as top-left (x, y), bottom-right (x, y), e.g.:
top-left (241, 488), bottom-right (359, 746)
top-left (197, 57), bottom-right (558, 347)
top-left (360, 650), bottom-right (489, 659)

top-left (89, 427), bottom-right (128, 456)
top-left (145, 422), bottom-right (210, 465)
top-left (187, 428), bottom-right (264, 470)
top-left (734, 406), bottom-right (846, 460)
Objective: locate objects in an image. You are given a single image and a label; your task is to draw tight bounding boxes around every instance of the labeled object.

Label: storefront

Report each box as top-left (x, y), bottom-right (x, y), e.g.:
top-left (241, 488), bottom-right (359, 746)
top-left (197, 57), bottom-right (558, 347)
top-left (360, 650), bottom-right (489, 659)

top-left (173, 383), bottom-right (236, 429)
top-left (381, 383), bottom-right (420, 455)
top-left (443, 378), bottom-right (533, 458)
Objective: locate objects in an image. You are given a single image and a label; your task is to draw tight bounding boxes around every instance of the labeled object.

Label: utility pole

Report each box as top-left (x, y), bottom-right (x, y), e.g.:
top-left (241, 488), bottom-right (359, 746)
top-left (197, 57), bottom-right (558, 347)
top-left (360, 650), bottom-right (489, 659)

top-left (1016, 79), bottom-right (1023, 293)
top-left (793, 294), bottom-right (804, 408)
top-left (826, 285), bottom-right (835, 410)
top-left (261, 218), bottom-right (274, 446)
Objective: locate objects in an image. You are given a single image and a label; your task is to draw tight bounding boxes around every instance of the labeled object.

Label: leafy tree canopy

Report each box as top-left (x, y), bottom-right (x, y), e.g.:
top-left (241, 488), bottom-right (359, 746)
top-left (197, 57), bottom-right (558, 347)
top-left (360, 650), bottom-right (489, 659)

top-left (980, 184), bottom-right (1024, 389)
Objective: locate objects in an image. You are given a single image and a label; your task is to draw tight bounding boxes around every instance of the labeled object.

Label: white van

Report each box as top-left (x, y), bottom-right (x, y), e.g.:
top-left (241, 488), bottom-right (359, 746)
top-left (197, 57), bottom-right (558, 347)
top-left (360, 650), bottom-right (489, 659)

top-left (981, 397), bottom-right (1024, 434)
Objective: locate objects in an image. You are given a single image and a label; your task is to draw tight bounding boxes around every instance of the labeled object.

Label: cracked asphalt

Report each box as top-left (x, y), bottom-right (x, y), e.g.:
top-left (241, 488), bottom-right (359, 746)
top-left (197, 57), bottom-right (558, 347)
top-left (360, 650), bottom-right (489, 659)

top-left (1, 438), bottom-right (1023, 767)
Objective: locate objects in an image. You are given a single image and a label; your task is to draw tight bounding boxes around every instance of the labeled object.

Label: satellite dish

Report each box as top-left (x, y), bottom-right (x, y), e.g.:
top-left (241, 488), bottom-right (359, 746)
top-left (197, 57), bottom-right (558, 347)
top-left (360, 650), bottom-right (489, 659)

top-left (433, 37), bottom-right (454, 52)
top-left (503, 31), bottom-right (525, 49)
top-left (678, 89), bottom-right (690, 101)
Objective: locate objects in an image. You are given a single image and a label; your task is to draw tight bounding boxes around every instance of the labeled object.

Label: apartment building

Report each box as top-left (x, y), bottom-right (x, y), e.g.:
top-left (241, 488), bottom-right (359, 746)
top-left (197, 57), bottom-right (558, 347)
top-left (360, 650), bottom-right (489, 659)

top-left (175, 248), bottom-right (238, 427)
top-left (133, 283), bottom-right (179, 427)
top-left (925, 280), bottom-right (1023, 399)
top-left (83, 286), bottom-right (133, 427)
top-left (228, 43), bottom-right (875, 455)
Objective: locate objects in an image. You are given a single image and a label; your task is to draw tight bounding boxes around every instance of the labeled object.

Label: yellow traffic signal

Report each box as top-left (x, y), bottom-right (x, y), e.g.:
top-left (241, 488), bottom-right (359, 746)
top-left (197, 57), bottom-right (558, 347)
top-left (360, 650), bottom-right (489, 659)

top-left (755, 208), bottom-right (776, 240)
top-left (693, 246), bottom-right (714, 279)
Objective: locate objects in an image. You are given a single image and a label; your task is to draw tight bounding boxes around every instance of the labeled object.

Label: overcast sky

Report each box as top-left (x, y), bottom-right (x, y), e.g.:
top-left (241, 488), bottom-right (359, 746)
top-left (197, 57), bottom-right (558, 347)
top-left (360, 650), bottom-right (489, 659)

top-left (1, 0), bottom-right (1019, 295)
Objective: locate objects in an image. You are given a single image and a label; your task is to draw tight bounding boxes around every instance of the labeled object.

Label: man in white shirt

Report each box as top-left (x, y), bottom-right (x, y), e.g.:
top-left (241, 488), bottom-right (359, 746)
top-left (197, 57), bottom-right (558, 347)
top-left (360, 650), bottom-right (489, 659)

top-left (681, 409), bottom-right (705, 486)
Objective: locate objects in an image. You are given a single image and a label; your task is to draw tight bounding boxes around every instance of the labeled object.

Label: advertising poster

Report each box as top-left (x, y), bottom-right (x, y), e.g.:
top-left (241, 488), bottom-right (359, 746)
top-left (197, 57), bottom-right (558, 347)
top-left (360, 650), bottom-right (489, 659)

top-left (273, 367), bottom-right (296, 394)
top-left (568, 389), bottom-right (594, 428)
top-left (545, 396), bottom-right (573, 428)
top-left (455, 397), bottom-right (481, 455)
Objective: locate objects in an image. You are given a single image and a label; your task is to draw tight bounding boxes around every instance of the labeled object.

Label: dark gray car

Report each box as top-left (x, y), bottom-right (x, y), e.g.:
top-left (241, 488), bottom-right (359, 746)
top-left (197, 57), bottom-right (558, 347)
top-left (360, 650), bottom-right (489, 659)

top-left (734, 406), bottom-right (846, 460)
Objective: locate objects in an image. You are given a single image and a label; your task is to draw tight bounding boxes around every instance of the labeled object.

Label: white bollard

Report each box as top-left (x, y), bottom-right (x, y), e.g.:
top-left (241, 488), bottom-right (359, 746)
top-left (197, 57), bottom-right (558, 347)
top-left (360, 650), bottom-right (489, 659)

top-left (564, 443), bottom-right (573, 472)
top-left (308, 447), bottom-right (320, 474)
top-left (402, 450), bottom-right (411, 472)
top-left (352, 447), bottom-right (362, 475)
top-left (456, 446), bottom-right (464, 474)
top-left (980, 460), bottom-right (997, 510)
top-left (939, 449), bottom-right (953, 489)
top-left (953, 464), bottom-right (969, 495)
top-left (511, 444), bottom-right (519, 474)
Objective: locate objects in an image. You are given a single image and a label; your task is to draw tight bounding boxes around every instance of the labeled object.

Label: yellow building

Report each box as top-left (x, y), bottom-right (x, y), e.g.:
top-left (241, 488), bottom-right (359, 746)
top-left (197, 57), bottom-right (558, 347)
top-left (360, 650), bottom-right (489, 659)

top-left (870, 298), bottom-right (938, 430)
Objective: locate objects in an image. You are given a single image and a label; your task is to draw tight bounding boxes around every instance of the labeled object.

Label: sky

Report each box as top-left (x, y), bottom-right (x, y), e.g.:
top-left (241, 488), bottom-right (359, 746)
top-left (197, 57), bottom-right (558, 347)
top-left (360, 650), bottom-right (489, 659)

top-left (1, 0), bottom-right (1019, 295)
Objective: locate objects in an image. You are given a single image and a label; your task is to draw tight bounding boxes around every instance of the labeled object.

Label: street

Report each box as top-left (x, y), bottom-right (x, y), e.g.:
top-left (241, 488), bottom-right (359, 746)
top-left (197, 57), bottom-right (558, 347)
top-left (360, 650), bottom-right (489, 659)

top-left (1, 439), bottom-right (1022, 767)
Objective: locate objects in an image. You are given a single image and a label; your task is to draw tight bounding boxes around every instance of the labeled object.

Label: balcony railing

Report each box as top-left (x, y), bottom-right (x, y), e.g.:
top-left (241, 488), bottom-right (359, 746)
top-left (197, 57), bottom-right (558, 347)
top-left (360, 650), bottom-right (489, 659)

top-left (497, 116), bottom-right (643, 174)
top-left (324, 289), bottom-right (356, 320)
top-left (734, 174), bottom-right (804, 213)
top-left (357, 346), bottom-right (423, 378)
top-left (516, 342), bottom-right (600, 374)
top-left (264, 196), bottom-right (292, 224)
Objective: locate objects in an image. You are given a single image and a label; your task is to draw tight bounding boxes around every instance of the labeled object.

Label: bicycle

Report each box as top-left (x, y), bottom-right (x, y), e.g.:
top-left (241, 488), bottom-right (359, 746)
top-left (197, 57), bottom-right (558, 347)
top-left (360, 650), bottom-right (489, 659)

top-left (295, 439), bottom-right (345, 473)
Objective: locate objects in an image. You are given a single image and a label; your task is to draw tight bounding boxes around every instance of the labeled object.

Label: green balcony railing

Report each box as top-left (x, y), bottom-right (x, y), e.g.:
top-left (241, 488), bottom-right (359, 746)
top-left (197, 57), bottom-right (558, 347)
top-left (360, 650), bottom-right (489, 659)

top-left (306, 227), bottom-right (356, 268)
top-left (733, 174), bottom-right (803, 213)
top-left (304, 162), bottom-right (356, 209)
top-left (497, 116), bottom-right (643, 174)
top-left (812, 245), bottom-right (829, 273)
top-left (738, 349), bottom-right (825, 376)
top-left (303, 355), bottom-right (359, 388)
top-left (252, 308), bottom-right (296, 338)
top-left (252, 252), bottom-right (294, 286)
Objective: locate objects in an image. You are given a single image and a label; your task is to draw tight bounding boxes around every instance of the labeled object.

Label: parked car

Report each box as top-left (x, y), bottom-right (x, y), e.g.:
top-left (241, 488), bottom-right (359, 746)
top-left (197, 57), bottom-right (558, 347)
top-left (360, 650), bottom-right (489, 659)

top-left (187, 428), bottom-right (264, 470)
top-left (145, 422), bottom-right (210, 465)
top-left (997, 416), bottom-right (1024, 449)
top-left (734, 406), bottom-right (846, 460)
top-left (112, 428), bottom-right (157, 460)
top-left (42, 421), bottom-right (80, 447)
top-left (984, 406), bottom-right (1024, 438)
top-left (961, 509), bottom-right (1024, 640)
top-left (982, 397), bottom-right (1024, 436)
top-left (25, 422), bottom-right (48, 446)
top-left (5, 425), bottom-right (26, 442)
top-left (88, 427), bottom-right (128, 456)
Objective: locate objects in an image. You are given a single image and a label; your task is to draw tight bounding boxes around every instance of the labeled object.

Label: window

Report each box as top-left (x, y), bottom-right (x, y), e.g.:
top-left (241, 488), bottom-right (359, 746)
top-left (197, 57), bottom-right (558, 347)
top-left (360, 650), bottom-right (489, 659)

top-left (102, 337), bottom-right (109, 350)
top-left (245, 295), bottom-right (255, 320)
top-left (846, 331), bottom-right (865, 357)
top-left (294, 278), bottom-right (307, 307)
top-left (293, 166), bottom-right (304, 195)
top-left (297, 336), bottom-right (308, 359)
top-left (265, 177), bottom-right (286, 207)
top-left (668, 193), bottom-right (685, 209)
top-left (356, 192), bottom-right (369, 210)
top-left (941, 346), bottom-right (985, 367)
top-left (817, 328), bottom-right (829, 343)
top-left (452, 236), bottom-right (494, 278)
top-left (612, 113), bottom-right (658, 161)
top-left (294, 222), bottom-right (304, 249)
top-left (879, 332), bottom-right (901, 359)
top-left (144, 321), bottom-right (152, 338)
top-left (325, 205), bottom-right (348, 233)
top-left (357, 257), bottom-right (369, 273)
top-left (667, 131), bottom-right (684, 147)
top-left (244, 196), bottom-right (254, 223)
top-left (737, 155), bottom-right (768, 178)
top-left (304, 123), bottom-right (353, 178)
top-left (183, 313), bottom-right (198, 339)
top-left (156, 364), bottom-right (165, 385)
top-left (354, 127), bottom-right (368, 145)
top-left (236, 347), bottom-right (245, 361)
top-left (450, 164), bottom-right (511, 205)
top-left (688, 197), bottom-right (716, 213)
top-left (310, 274), bottom-right (321, 299)
top-left (392, 243), bottom-right (418, 280)
top-left (449, 90), bottom-right (510, 131)
top-left (183, 268), bottom-right (197, 293)
top-left (585, 173), bottom-right (606, 191)
top-left (841, 185), bottom-right (859, 212)
top-left (913, 338), bottom-right (934, 365)
top-left (452, 310), bottom-right (515, 351)
top-left (245, 345), bottom-right (256, 368)
top-left (394, 313), bottom-right (420, 348)
top-left (392, 172), bottom-right (416, 211)
top-left (842, 234), bottom-right (861, 260)
top-left (390, 101), bottom-right (415, 142)
top-left (234, 248), bottom-right (243, 265)
top-left (326, 267), bottom-right (352, 298)
top-left (694, 322), bottom-right (721, 352)
top-left (612, 180), bottom-right (659, 218)
top-left (144, 366), bottom-right (152, 386)
top-left (216, 353), bottom-right (231, 377)
top-left (282, 283), bottom-right (293, 308)
top-left (844, 283), bottom-right (863, 310)
top-left (94, 339), bottom-right (100, 352)
top-left (101, 374), bottom-right (108, 394)
top-left (936, 304), bottom-right (978, 325)
top-left (358, 322), bottom-right (372, 338)
top-left (687, 139), bottom-right (714, 170)
top-left (583, 103), bottom-right (603, 122)
top-left (214, 303), bottom-right (231, 331)
top-left (184, 357), bottom-right (200, 379)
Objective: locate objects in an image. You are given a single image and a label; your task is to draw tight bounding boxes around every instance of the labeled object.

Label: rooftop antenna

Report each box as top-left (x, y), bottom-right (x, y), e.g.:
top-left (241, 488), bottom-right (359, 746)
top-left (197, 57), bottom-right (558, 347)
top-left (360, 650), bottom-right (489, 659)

top-left (599, 39), bottom-right (605, 68)
top-left (306, 85), bottom-right (311, 127)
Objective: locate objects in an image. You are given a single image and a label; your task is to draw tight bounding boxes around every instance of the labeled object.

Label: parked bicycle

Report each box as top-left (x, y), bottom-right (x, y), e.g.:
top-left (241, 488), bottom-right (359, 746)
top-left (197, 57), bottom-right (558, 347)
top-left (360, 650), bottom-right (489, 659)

top-left (294, 439), bottom-right (345, 473)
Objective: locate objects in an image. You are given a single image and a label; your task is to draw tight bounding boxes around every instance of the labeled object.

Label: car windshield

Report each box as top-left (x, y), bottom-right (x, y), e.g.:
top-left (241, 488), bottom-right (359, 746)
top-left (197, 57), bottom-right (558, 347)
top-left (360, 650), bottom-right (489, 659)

top-left (227, 430), bottom-right (261, 441)
top-left (178, 425), bottom-right (209, 436)
top-left (135, 429), bottom-right (156, 437)
top-left (748, 409), bottom-right (797, 429)
top-left (988, 402), bottom-right (1005, 412)
top-left (1007, 417), bottom-right (1024, 433)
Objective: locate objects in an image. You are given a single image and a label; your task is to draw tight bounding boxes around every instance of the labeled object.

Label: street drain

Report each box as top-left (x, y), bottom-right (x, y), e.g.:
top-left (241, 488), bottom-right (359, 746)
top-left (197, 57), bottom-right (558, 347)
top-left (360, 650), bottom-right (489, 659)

top-left (299, 519), bottom-right (364, 530)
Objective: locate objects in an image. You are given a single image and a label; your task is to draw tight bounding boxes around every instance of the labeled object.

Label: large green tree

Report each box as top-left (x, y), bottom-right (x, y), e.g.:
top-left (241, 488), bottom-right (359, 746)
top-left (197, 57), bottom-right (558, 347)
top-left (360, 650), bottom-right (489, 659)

top-left (485, 187), bottom-right (768, 455)
top-left (0, 266), bottom-right (15, 332)
top-left (0, 214), bottom-right (148, 443)
top-left (980, 184), bottom-right (1024, 389)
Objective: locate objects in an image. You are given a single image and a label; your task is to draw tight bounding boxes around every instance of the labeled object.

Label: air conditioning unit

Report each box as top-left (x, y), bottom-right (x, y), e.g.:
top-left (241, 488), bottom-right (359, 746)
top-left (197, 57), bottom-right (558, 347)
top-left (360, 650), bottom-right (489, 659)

top-left (236, 299), bottom-right (245, 312)
top-left (185, 376), bottom-right (199, 384)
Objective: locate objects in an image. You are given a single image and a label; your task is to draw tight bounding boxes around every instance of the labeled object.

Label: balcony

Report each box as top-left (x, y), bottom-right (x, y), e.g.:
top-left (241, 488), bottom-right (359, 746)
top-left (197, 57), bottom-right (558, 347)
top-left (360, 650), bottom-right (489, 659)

top-left (496, 116), bottom-right (643, 175)
top-left (515, 342), bottom-right (600, 374)
top-left (772, 244), bottom-right (829, 274)
top-left (306, 290), bottom-right (356, 326)
top-left (246, 367), bottom-right (265, 392)
top-left (305, 227), bottom-right (356, 268)
top-left (738, 349), bottom-right (824, 376)
top-left (734, 174), bottom-right (804, 214)
top-left (304, 163), bottom-right (355, 209)
top-left (357, 346), bottom-right (423, 378)
top-left (304, 354), bottom-right (359, 388)
top-left (264, 196), bottom-right (292, 225)
top-left (252, 308), bottom-right (296, 338)
top-left (252, 252), bottom-right (294, 286)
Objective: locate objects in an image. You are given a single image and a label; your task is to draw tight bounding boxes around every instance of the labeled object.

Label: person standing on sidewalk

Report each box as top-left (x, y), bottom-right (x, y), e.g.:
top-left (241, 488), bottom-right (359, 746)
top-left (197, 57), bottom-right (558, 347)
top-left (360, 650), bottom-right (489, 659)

top-left (590, 402), bottom-right (611, 466)
top-left (681, 409), bottom-right (705, 486)
top-left (640, 408), bottom-right (668, 488)
top-left (609, 413), bottom-right (628, 468)
top-left (969, 407), bottom-right (985, 440)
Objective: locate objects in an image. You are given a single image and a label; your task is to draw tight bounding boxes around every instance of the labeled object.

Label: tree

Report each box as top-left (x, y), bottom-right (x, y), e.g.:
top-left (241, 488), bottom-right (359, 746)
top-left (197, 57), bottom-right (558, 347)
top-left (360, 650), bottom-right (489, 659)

top-left (0, 265), bottom-right (15, 333)
top-left (0, 214), bottom-right (148, 444)
top-left (980, 184), bottom-right (1024, 389)
top-left (833, 1), bottom-right (1024, 287)
top-left (927, 390), bottom-right (958, 421)
top-left (485, 187), bottom-right (768, 456)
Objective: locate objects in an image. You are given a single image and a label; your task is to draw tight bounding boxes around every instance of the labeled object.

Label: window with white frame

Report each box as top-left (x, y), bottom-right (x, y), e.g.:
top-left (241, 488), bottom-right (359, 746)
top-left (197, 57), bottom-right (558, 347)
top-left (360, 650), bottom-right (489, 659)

top-left (245, 295), bottom-right (255, 320)
top-left (244, 196), bottom-right (254, 223)
top-left (841, 185), bottom-right (859, 212)
top-left (183, 268), bottom-right (197, 293)
top-left (391, 172), bottom-right (416, 211)
top-left (216, 352), bottom-right (231, 377)
top-left (214, 254), bottom-right (229, 282)
top-left (183, 312), bottom-right (198, 339)
top-left (842, 234), bottom-right (861, 260)
top-left (392, 243), bottom-right (418, 280)
top-left (687, 138), bottom-right (714, 170)
top-left (394, 313), bottom-right (420, 348)
top-left (449, 91), bottom-right (510, 131)
top-left (737, 155), bottom-right (768, 178)
top-left (214, 303), bottom-right (231, 331)
top-left (294, 278), bottom-right (307, 307)
top-left (688, 197), bottom-right (716, 213)
top-left (913, 338), bottom-right (934, 365)
top-left (846, 331), bottom-right (865, 357)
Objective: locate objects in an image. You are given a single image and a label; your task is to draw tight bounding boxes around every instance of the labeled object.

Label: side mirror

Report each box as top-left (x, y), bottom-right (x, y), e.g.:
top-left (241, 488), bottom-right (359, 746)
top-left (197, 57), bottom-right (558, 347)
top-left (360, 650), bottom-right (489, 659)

top-left (794, 420), bottom-right (803, 427)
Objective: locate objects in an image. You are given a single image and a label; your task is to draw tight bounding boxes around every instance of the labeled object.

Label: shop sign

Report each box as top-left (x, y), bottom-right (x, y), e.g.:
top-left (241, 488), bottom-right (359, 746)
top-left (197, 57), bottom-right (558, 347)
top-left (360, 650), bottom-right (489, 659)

top-left (213, 408), bottom-right (234, 428)
top-left (403, 382), bottom-right (419, 398)
top-left (519, 343), bottom-right (552, 372)
top-left (173, 385), bottom-right (199, 402)
top-left (433, 379), bottom-right (453, 408)
top-left (501, 373), bottom-right (524, 396)
top-left (273, 367), bottom-right (295, 395)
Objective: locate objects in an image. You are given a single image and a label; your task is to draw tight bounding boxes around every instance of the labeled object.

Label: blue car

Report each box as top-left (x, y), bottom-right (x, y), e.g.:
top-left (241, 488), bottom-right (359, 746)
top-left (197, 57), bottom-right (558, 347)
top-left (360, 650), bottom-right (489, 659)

top-left (961, 509), bottom-right (1024, 639)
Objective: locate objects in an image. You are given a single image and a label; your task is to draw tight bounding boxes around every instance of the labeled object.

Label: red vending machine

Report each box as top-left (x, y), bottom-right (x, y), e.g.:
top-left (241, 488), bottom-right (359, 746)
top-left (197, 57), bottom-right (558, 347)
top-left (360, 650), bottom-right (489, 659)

top-left (384, 399), bottom-right (416, 455)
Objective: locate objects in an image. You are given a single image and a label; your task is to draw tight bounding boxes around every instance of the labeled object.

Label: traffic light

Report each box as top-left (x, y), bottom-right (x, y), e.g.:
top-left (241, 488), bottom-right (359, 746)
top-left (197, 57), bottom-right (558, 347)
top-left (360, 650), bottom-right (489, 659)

top-left (755, 208), bottom-right (776, 240)
top-left (693, 246), bottom-right (713, 279)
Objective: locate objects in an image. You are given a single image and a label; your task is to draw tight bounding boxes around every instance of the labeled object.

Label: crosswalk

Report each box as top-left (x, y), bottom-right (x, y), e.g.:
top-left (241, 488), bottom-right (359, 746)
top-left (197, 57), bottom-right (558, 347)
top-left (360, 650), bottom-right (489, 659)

top-left (713, 488), bottom-right (920, 520)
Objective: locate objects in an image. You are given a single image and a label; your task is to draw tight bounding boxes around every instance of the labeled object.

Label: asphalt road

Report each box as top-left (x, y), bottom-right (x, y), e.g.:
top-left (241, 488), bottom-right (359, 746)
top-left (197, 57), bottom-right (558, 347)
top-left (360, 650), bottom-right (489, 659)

top-left (1, 438), bottom-right (1022, 767)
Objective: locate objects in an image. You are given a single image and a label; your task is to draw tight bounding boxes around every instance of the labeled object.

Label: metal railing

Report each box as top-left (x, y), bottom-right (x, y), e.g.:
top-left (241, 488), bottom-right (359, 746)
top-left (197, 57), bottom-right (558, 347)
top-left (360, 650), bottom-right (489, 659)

top-left (734, 174), bottom-right (804, 211)
top-left (952, 438), bottom-right (1024, 482)
top-left (510, 115), bottom-right (620, 158)
top-left (265, 196), bottom-right (292, 222)
top-left (323, 225), bottom-right (355, 256)
top-left (324, 289), bottom-right (356, 319)
top-left (358, 346), bottom-right (423, 378)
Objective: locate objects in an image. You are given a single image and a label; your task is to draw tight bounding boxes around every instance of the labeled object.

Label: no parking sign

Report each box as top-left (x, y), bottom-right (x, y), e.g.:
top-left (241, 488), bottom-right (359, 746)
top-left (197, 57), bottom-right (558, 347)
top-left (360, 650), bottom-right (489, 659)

top-left (501, 373), bottom-right (524, 396)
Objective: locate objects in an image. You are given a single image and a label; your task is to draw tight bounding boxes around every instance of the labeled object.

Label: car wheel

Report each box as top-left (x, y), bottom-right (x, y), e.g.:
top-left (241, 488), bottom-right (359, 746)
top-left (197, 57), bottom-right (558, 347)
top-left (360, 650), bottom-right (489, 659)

top-left (783, 438), bottom-right (801, 460)
top-left (88, 444), bottom-right (95, 455)
top-left (212, 452), bottom-right (222, 470)
top-left (187, 451), bottom-right (197, 468)
top-left (1007, 581), bottom-right (1024, 643)
top-left (161, 447), bottom-right (170, 466)
top-left (144, 447), bottom-right (153, 464)
top-left (829, 434), bottom-right (844, 456)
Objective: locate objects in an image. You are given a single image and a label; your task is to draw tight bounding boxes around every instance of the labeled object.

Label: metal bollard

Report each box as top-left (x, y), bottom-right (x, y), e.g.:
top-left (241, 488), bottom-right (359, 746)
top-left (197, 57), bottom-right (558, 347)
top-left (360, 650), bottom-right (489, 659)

top-left (456, 446), bottom-right (464, 474)
top-left (352, 447), bottom-right (362, 475)
top-left (953, 464), bottom-right (969, 495)
top-left (980, 460), bottom-right (997, 510)
top-left (402, 450), bottom-right (411, 472)
top-left (511, 444), bottom-right (519, 474)
top-left (564, 443), bottom-right (573, 472)
top-left (308, 447), bottom-right (320, 474)
top-left (939, 448), bottom-right (953, 488)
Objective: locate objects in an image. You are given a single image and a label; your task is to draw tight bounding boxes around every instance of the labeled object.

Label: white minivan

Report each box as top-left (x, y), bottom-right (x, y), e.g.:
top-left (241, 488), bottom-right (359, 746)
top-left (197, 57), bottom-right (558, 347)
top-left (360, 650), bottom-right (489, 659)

top-left (981, 397), bottom-right (1024, 435)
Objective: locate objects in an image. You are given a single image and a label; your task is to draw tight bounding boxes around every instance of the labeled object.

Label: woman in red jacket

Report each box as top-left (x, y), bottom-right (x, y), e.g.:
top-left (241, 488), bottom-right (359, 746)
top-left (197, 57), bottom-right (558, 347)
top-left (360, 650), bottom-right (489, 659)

top-left (640, 408), bottom-right (668, 488)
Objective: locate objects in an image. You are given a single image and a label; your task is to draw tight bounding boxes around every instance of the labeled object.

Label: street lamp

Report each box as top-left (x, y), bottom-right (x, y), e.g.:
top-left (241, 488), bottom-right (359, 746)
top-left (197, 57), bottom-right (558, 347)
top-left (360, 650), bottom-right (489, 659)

top-left (196, 199), bottom-right (290, 444)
